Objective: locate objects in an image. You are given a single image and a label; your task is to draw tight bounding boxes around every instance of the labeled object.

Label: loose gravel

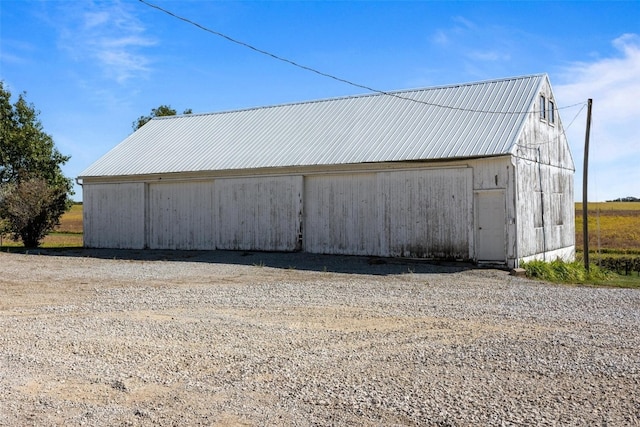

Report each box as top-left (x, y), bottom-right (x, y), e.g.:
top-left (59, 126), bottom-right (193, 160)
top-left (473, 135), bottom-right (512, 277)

top-left (1, 249), bottom-right (639, 426)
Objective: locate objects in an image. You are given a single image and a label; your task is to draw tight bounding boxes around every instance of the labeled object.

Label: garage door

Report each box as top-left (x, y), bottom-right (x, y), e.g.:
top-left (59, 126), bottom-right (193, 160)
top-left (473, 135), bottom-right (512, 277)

top-left (380, 168), bottom-right (473, 258)
top-left (304, 168), bottom-right (473, 259)
top-left (304, 173), bottom-right (378, 255)
top-left (216, 176), bottom-right (303, 251)
top-left (147, 181), bottom-right (215, 250)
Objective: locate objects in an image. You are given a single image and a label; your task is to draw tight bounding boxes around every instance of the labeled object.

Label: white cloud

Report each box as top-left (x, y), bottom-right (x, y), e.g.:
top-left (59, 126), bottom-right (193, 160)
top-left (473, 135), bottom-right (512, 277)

top-left (56, 1), bottom-right (156, 84)
top-left (431, 30), bottom-right (449, 46)
top-left (431, 15), bottom-right (477, 45)
top-left (0, 39), bottom-right (36, 65)
top-left (451, 16), bottom-right (476, 31)
top-left (429, 16), bottom-right (513, 75)
top-left (555, 34), bottom-right (640, 200)
top-left (469, 50), bottom-right (511, 62)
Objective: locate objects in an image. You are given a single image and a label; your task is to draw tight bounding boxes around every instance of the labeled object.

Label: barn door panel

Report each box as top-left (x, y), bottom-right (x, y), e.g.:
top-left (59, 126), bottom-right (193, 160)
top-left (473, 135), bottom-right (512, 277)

top-left (215, 176), bottom-right (303, 251)
top-left (147, 181), bottom-right (215, 250)
top-left (83, 183), bottom-right (145, 249)
top-left (304, 174), bottom-right (378, 255)
top-left (380, 168), bottom-right (472, 258)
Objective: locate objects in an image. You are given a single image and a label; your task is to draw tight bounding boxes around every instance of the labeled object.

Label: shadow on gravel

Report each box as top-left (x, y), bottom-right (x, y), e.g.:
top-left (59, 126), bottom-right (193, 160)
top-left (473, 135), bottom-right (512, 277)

top-left (8, 247), bottom-right (481, 275)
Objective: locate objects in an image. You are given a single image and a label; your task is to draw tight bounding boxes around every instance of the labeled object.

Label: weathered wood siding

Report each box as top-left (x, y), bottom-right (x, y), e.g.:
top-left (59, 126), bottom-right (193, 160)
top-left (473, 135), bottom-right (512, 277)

top-left (81, 151), bottom-right (571, 266)
top-left (474, 190), bottom-right (506, 261)
top-left (515, 160), bottom-right (575, 259)
top-left (216, 176), bottom-right (303, 251)
top-left (513, 78), bottom-right (575, 262)
top-left (304, 168), bottom-right (473, 258)
top-left (304, 174), bottom-right (378, 255)
top-left (516, 78), bottom-right (574, 169)
top-left (147, 181), bottom-right (215, 250)
top-left (83, 183), bottom-right (145, 249)
top-left (380, 168), bottom-right (473, 258)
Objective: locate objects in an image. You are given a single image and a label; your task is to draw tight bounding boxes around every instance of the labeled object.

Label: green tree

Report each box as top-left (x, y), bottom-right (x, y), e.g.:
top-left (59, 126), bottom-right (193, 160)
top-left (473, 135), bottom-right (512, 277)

top-left (0, 81), bottom-right (73, 247)
top-left (132, 105), bottom-right (193, 131)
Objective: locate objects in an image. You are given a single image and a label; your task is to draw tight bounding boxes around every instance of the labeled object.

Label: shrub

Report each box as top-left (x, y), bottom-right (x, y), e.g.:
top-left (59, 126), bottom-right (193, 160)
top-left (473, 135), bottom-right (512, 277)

top-left (521, 259), bottom-right (611, 283)
top-left (596, 256), bottom-right (640, 276)
top-left (0, 177), bottom-right (69, 247)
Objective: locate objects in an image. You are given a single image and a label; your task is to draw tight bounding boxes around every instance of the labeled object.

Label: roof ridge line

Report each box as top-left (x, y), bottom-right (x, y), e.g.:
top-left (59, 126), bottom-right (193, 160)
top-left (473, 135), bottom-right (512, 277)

top-left (153, 73), bottom-right (547, 121)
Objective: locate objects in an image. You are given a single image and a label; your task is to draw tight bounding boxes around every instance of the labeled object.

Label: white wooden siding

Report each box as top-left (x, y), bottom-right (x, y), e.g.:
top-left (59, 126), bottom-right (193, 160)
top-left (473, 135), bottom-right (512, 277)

top-left (508, 76), bottom-right (574, 264)
top-left (81, 154), bottom-right (571, 266)
top-left (216, 176), bottom-right (303, 251)
top-left (515, 160), bottom-right (574, 259)
top-left (515, 79), bottom-right (574, 170)
top-left (304, 168), bottom-right (472, 258)
top-left (147, 181), bottom-right (215, 250)
top-left (83, 183), bottom-right (145, 249)
top-left (304, 174), bottom-right (378, 255)
top-left (380, 168), bottom-right (473, 258)
top-left (78, 75), bottom-right (574, 267)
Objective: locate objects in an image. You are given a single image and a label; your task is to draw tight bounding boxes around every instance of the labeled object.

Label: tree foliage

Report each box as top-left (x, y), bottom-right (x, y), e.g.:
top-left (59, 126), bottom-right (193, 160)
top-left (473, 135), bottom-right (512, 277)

top-left (132, 105), bottom-right (193, 131)
top-left (0, 81), bottom-right (73, 247)
top-left (0, 177), bottom-right (69, 247)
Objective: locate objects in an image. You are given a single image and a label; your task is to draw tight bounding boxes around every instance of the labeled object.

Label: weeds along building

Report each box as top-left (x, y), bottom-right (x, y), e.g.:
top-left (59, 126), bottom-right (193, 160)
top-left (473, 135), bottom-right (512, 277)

top-left (77, 74), bottom-right (575, 267)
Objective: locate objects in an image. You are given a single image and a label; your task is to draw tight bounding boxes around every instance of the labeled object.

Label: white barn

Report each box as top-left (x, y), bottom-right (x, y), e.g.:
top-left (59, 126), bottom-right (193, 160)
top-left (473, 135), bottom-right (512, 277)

top-left (78, 74), bottom-right (575, 268)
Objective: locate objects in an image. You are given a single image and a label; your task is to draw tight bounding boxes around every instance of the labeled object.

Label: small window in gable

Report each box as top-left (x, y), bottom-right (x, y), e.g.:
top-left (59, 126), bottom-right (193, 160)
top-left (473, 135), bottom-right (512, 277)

top-left (540, 95), bottom-right (546, 120)
top-left (549, 100), bottom-right (555, 124)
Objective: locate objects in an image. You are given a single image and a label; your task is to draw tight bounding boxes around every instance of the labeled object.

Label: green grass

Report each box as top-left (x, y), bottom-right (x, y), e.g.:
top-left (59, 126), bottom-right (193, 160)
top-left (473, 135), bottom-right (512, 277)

top-left (569, 202), bottom-right (640, 287)
top-left (54, 203), bottom-right (83, 234)
top-left (586, 273), bottom-right (640, 289)
top-left (521, 259), bottom-right (640, 288)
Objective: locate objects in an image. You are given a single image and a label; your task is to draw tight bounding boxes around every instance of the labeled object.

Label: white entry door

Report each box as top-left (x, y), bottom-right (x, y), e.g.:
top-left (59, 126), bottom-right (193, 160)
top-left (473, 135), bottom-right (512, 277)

top-left (476, 191), bottom-right (506, 262)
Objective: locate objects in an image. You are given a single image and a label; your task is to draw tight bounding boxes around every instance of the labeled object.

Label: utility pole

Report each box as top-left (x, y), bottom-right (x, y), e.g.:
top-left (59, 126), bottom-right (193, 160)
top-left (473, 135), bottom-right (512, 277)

top-left (582, 99), bottom-right (593, 271)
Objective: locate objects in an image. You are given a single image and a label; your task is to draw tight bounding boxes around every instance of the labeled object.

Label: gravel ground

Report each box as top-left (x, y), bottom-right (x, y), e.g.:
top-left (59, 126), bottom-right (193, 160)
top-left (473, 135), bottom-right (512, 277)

top-left (1, 249), bottom-right (639, 426)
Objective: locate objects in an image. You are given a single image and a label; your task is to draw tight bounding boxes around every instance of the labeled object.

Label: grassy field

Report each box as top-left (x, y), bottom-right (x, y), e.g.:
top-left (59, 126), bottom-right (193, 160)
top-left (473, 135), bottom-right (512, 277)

top-left (53, 203), bottom-right (83, 234)
top-left (575, 202), bottom-right (640, 253)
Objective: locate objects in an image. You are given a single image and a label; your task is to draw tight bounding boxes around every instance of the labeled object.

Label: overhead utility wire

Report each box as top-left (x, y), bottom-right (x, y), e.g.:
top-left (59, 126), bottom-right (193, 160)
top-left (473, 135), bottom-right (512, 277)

top-left (138, 0), bottom-right (586, 115)
top-left (516, 102), bottom-right (588, 149)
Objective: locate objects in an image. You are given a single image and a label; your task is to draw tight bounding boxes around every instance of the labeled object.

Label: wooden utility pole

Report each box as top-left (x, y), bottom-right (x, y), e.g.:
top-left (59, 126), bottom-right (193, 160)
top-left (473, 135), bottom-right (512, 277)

top-left (582, 99), bottom-right (593, 271)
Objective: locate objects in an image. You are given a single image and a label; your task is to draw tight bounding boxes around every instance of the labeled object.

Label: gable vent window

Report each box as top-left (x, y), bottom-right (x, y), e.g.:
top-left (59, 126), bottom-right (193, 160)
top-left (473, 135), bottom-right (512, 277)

top-left (549, 100), bottom-right (555, 124)
top-left (540, 95), bottom-right (546, 120)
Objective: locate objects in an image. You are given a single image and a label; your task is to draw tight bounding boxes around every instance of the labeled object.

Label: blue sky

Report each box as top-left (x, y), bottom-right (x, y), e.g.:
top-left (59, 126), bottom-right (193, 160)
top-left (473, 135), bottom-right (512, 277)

top-left (1, 0), bottom-right (639, 201)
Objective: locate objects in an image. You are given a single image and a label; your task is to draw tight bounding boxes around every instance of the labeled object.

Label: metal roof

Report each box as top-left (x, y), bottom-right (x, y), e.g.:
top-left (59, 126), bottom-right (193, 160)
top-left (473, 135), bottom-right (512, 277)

top-left (79, 74), bottom-right (547, 178)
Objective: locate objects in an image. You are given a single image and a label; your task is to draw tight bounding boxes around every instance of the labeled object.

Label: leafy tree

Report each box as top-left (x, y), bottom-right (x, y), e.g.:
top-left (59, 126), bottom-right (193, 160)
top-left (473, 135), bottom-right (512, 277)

top-left (132, 105), bottom-right (193, 131)
top-left (0, 81), bottom-right (73, 247)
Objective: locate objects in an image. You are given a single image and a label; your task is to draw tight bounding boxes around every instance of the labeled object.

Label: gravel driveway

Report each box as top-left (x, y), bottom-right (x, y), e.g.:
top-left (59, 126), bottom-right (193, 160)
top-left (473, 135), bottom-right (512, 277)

top-left (1, 249), bottom-right (639, 426)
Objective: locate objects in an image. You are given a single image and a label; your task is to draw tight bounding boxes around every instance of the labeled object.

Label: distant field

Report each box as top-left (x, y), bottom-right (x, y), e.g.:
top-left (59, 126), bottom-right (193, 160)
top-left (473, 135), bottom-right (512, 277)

top-left (1, 204), bottom-right (83, 248)
top-left (575, 202), bottom-right (640, 253)
top-left (54, 203), bottom-right (83, 234)
top-left (43, 203), bottom-right (83, 247)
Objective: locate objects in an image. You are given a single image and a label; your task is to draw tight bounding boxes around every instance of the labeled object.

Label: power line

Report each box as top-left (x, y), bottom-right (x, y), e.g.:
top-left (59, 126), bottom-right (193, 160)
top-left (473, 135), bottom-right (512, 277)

top-left (516, 102), bottom-right (588, 150)
top-left (137, 0), bottom-right (586, 115)
top-left (137, 0), bottom-right (381, 93)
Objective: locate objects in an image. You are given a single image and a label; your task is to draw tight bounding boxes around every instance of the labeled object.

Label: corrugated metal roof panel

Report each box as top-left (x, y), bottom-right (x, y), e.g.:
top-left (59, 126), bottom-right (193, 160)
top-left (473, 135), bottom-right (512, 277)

top-left (79, 74), bottom-right (546, 178)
